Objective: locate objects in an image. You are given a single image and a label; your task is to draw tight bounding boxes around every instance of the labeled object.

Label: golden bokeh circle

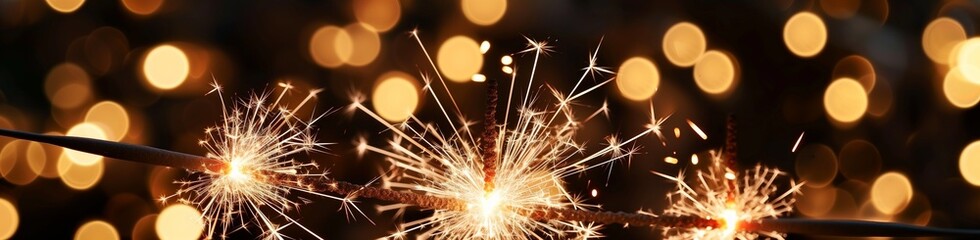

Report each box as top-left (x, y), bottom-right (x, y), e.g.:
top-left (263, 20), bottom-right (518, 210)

top-left (45, 63), bottom-right (92, 109)
top-left (344, 23), bottom-right (381, 67)
top-left (0, 198), bottom-right (17, 239)
top-left (309, 25), bottom-right (351, 68)
top-left (85, 101), bottom-right (130, 141)
top-left (870, 172), bottom-right (913, 215)
top-left (372, 71), bottom-right (420, 122)
top-left (820, 0), bottom-right (860, 19)
top-left (142, 45), bottom-right (190, 90)
top-left (959, 140), bottom-right (980, 186)
top-left (58, 151), bottom-right (104, 190)
top-left (796, 185), bottom-right (837, 217)
top-left (823, 78), bottom-right (868, 123)
top-left (155, 204), bottom-right (204, 240)
top-left (437, 35), bottom-right (484, 82)
top-left (783, 12), bottom-right (828, 58)
top-left (131, 214), bottom-right (157, 240)
top-left (121, 0), bottom-right (164, 15)
top-left (74, 220), bottom-right (119, 240)
top-left (922, 18), bottom-right (966, 64)
top-left (65, 123), bottom-right (107, 166)
top-left (353, 0), bottom-right (400, 32)
top-left (795, 144), bottom-right (838, 188)
top-left (838, 139), bottom-right (882, 182)
top-left (662, 22), bottom-right (707, 67)
top-left (616, 57), bottom-right (660, 101)
top-left (832, 55), bottom-right (876, 92)
top-left (943, 67), bottom-right (980, 108)
top-left (693, 50), bottom-right (738, 95)
top-left (46, 0), bottom-right (85, 13)
top-left (0, 140), bottom-right (40, 186)
top-left (461, 0), bottom-right (507, 26)
top-left (955, 38), bottom-right (980, 85)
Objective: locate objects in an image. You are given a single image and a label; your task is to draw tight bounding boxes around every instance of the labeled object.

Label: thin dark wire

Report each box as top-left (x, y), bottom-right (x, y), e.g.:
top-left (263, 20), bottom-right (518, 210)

top-left (749, 218), bottom-right (980, 237)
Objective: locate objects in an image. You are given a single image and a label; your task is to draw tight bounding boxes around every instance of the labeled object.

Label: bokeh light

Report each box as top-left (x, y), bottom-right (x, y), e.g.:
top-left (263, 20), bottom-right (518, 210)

top-left (121, 0), bottom-right (164, 15)
top-left (783, 12), bottom-right (827, 58)
top-left (142, 44), bottom-right (190, 90)
top-left (131, 214), bottom-right (157, 240)
top-left (616, 57), bottom-right (660, 101)
top-left (959, 140), bottom-right (980, 186)
top-left (25, 142), bottom-right (47, 177)
top-left (44, 63), bottom-right (92, 109)
top-left (820, 0), bottom-right (860, 19)
top-left (797, 185), bottom-right (837, 217)
top-left (832, 55), bottom-right (876, 92)
top-left (693, 50), bottom-right (738, 96)
top-left (955, 38), bottom-right (980, 84)
top-left (437, 35), bottom-right (483, 82)
top-left (309, 25), bottom-right (352, 68)
top-left (943, 67), bottom-right (980, 108)
top-left (74, 220), bottom-right (119, 240)
top-left (0, 198), bottom-right (16, 239)
top-left (344, 23), bottom-right (381, 67)
top-left (461, 0), bottom-right (507, 26)
top-left (0, 140), bottom-right (40, 186)
top-left (57, 150), bottom-right (104, 190)
top-left (353, 0), bottom-right (400, 32)
top-left (85, 101), bottom-right (130, 141)
top-left (372, 71), bottom-right (420, 122)
top-left (838, 139), bottom-right (881, 182)
top-left (64, 123), bottom-right (107, 166)
top-left (871, 172), bottom-right (913, 215)
top-left (824, 78), bottom-right (868, 124)
top-left (155, 204), bottom-right (204, 240)
top-left (922, 17), bottom-right (966, 64)
top-left (46, 0), bottom-right (84, 13)
top-left (795, 144), bottom-right (838, 188)
top-left (662, 22), bottom-right (707, 67)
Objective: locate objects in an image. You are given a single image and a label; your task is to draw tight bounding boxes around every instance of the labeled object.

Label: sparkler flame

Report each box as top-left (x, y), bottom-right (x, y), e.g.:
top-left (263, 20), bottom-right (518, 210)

top-left (352, 33), bottom-right (666, 239)
top-left (654, 150), bottom-right (804, 240)
top-left (162, 82), bottom-right (339, 240)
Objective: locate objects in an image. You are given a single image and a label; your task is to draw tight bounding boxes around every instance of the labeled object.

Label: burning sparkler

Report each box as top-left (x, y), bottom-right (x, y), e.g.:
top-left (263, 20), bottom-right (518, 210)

top-left (350, 31), bottom-right (668, 239)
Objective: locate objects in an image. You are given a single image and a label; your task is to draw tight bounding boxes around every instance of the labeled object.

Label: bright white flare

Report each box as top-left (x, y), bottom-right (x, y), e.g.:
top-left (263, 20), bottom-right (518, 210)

top-left (355, 33), bottom-right (665, 239)
top-left (163, 82), bottom-right (337, 240)
top-left (654, 151), bottom-right (803, 240)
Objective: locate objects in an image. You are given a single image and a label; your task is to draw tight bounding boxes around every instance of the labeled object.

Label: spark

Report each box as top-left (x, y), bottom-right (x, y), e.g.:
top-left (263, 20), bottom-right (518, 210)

top-left (653, 151), bottom-right (804, 240)
top-left (791, 132), bottom-right (805, 153)
top-left (352, 32), bottom-right (666, 239)
top-left (163, 82), bottom-right (348, 240)
top-left (687, 119), bottom-right (708, 140)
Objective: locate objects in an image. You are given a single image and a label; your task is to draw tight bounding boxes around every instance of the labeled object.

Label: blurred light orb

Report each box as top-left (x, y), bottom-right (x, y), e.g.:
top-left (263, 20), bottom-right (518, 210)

top-left (819, 0), bottom-right (860, 19)
top-left (0, 198), bottom-right (16, 239)
top-left (26, 142), bottom-right (47, 176)
top-left (838, 139), bottom-right (882, 182)
top-left (922, 18), bottom-right (966, 64)
top-left (871, 172), bottom-right (913, 215)
top-left (58, 151), bottom-right (104, 190)
top-left (943, 67), bottom-right (980, 108)
top-left (74, 220), bottom-right (119, 240)
top-left (797, 186), bottom-right (837, 217)
top-left (65, 123), bottom-right (107, 166)
top-left (46, 0), bottom-right (84, 13)
top-left (832, 55), bottom-right (876, 92)
top-left (45, 63), bottom-right (92, 109)
top-left (960, 140), bottom-right (980, 186)
top-left (616, 57), bottom-right (660, 101)
top-left (131, 214), bottom-right (157, 240)
top-left (437, 35), bottom-right (483, 82)
top-left (85, 101), bottom-right (130, 141)
top-left (824, 78), bottom-right (868, 123)
top-left (344, 23), bottom-right (381, 67)
top-left (0, 140), bottom-right (39, 186)
top-left (353, 0), bottom-right (400, 32)
top-left (693, 50), bottom-right (738, 95)
top-left (783, 12), bottom-right (827, 58)
top-left (955, 38), bottom-right (980, 84)
top-left (309, 25), bottom-right (351, 68)
top-left (155, 204), bottom-right (204, 240)
top-left (372, 71), bottom-right (419, 122)
top-left (501, 55), bottom-right (513, 65)
top-left (121, 0), bottom-right (163, 15)
top-left (461, 0), bottom-right (506, 26)
top-left (662, 22), bottom-right (707, 67)
top-left (795, 144), bottom-right (838, 188)
top-left (143, 45), bottom-right (189, 90)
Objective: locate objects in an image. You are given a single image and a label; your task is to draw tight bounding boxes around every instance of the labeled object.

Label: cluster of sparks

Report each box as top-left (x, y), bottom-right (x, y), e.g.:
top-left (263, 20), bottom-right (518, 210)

top-left (654, 150), bottom-right (804, 240)
top-left (162, 82), bottom-right (341, 240)
top-left (351, 32), bottom-right (668, 239)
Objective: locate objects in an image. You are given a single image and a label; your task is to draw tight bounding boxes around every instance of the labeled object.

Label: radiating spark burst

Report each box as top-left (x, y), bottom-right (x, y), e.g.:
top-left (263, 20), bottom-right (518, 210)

top-left (352, 32), bottom-right (667, 239)
top-left (162, 82), bottom-right (343, 240)
top-left (653, 151), bottom-right (804, 240)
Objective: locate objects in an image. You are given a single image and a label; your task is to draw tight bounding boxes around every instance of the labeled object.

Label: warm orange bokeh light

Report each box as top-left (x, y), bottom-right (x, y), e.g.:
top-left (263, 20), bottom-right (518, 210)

top-left (74, 220), bottom-right (119, 240)
top-left (943, 67), bottom-right (980, 108)
top-left (795, 144), bottom-right (838, 188)
top-left (353, 0), bottom-right (400, 32)
top-left (45, 63), bottom-right (92, 109)
top-left (922, 17), bottom-right (966, 64)
top-left (57, 150), bottom-right (104, 190)
top-left (155, 204), bottom-right (204, 240)
top-left (372, 71), bottom-right (420, 122)
top-left (309, 25), bottom-right (351, 68)
top-left (85, 101), bottom-right (130, 141)
top-left (121, 0), bottom-right (164, 15)
top-left (142, 44), bottom-right (190, 90)
top-left (959, 140), bottom-right (980, 186)
top-left (662, 22), bottom-right (707, 67)
top-left (783, 12), bottom-right (827, 58)
top-left (616, 57), bottom-right (660, 101)
top-left (955, 38), bottom-right (980, 84)
top-left (461, 0), bottom-right (507, 26)
top-left (437, 35), bottom-right (484, 82)
top-left (824, 78), bottom-right (868, 124)
top-left (0, 198), bottom-right (16, 239)
top-left (693, 50), bottom-right (738, 96)
top-left (344, 23), bottom-right (381, 67)
top-left (870, 172), bottom-right (913, 215)
top-left (64, 123), bottom-right (107, 166)
top-left (46, 0), bottom-right (85, 13)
